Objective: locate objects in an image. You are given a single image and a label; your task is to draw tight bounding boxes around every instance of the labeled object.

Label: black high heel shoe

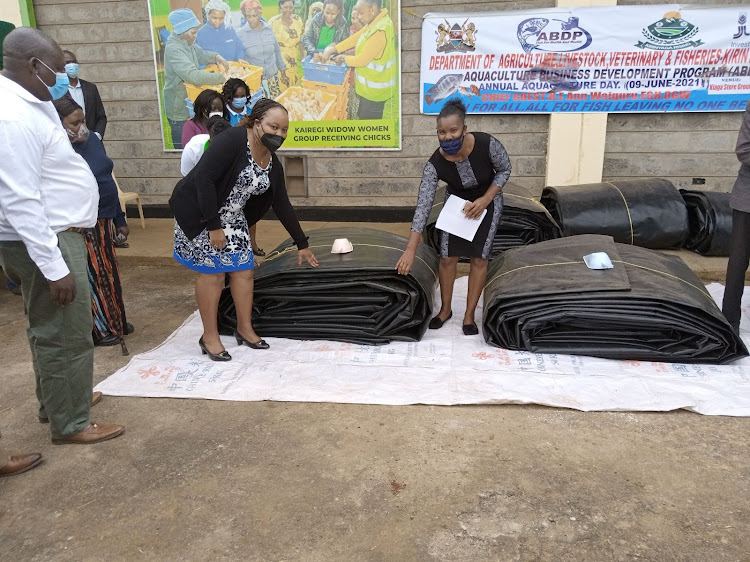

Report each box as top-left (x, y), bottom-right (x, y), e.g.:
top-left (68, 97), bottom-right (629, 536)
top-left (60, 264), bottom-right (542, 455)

top-left (199, 337), bottom-right (232, 361)
top-left (235, 331), bottom-right (270, 350)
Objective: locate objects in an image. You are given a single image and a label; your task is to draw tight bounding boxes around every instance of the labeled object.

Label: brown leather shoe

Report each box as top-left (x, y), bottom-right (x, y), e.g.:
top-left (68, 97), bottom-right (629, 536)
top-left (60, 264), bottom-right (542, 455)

top-left (0, 453), bottom-right (42, 477)
top-left (39, 392), bottom-right (103, 424)
top-left (52, 422), bottom-right (124, 445)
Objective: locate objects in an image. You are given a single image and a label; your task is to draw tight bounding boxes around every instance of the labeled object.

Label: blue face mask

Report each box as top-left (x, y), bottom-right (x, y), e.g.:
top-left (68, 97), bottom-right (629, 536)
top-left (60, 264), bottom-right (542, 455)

top-left (36, 59), bottom-right (70, 100)
top-left (231, 97), bottom-right (247, 110)
top-left (64, 62), bottom-right (79, 78)
top-left (439, 135), bottom-right (463, 155)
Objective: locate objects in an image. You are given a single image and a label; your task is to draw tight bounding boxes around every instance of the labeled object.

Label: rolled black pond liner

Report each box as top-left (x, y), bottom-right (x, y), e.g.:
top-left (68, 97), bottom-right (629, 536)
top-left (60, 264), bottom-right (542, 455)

top-left (482, 234), bottom-right (747, 363)
top-left (540, 179), bottom-right (689, 249)
top-left (423, 182), bottom-right (562, 260)
top-left (680, 189), bottom-right (733, 257)
top-left (218, 227), bottom-right (439, 345)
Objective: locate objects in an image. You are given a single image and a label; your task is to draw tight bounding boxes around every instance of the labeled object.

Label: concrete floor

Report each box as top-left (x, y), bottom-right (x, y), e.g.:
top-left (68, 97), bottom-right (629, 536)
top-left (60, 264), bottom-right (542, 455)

top-left (0, 221), bottom-right (748, 560)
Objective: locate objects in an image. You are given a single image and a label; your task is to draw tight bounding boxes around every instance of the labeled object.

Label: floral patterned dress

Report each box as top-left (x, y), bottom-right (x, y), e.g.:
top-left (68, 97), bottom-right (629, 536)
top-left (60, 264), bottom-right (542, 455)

top-left (174, 144), bottom-right (271, 273)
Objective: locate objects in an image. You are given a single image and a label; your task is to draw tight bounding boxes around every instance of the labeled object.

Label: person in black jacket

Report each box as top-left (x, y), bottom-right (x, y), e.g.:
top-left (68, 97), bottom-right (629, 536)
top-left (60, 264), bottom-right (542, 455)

top-left (63, 50), bottom-right (107, 139)
top-left (170, 98), bottom-right (318, 361)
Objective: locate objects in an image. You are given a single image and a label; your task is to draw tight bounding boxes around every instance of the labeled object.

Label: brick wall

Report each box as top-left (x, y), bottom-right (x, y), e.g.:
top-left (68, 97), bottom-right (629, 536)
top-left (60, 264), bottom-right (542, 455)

top-left (33, 0), bottom-right (744, 208)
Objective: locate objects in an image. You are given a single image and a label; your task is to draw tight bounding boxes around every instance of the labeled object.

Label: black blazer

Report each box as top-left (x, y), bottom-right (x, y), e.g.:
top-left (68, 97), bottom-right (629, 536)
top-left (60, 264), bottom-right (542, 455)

top-left (169, 126), bottom-right (309, 248)
top-left (80, 79), bottom-right (107, 138)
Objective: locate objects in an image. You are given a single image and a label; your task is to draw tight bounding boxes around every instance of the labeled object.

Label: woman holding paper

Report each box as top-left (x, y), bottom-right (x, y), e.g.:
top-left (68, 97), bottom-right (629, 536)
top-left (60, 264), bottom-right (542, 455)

top-left (396, 99), bottom-right (511, 336)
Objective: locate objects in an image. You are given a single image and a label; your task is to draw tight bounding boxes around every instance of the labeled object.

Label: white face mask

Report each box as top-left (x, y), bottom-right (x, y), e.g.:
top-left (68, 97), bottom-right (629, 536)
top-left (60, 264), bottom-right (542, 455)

top-left (209, 111), bottom-right (224, 118)
top-left (66, 123), bottom-right (89, 143)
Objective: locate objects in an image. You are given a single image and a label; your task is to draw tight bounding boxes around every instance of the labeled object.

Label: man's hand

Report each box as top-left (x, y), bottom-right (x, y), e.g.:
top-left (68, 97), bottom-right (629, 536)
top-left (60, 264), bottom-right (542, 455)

top-left (216, 55), bottom-right (229, 72)
top-left (48, 273), bottom-right (76, 306)
top-left (209, 229), bottom-right (227, 249)
top-left (116, 225), bottom-right (130, 241)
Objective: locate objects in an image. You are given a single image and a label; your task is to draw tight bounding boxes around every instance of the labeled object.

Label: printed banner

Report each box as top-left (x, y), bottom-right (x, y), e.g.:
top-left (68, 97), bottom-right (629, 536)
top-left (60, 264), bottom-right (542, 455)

top-left (147, 0), bottom-right (400, 151)
top-left (420, 5), bottom-right (750, 114)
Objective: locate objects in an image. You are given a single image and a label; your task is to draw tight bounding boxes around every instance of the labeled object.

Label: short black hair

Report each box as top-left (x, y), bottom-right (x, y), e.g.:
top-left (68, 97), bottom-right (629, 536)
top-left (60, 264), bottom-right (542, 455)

top-left (437, 98), bottom-right (466, 124)
top-left (239, 97), bottom-right (287, 128)
top-left (62, 49), bottom-right (76, 60)
top-left (207, 115), bottom-right (231, 138)
top-left (222, 77), bottom-right (250, 103)
top-left (52, 93), bottom-right (82, 119)
top-left (359, 0), bottom-right (382, 7)
top-left (278, 0), bottom-right (294, 7)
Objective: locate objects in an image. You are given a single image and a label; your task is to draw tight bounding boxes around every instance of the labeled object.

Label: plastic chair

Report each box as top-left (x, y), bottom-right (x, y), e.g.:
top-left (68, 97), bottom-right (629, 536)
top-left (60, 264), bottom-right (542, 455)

top-left (113, 172), bottom-right (146, 229)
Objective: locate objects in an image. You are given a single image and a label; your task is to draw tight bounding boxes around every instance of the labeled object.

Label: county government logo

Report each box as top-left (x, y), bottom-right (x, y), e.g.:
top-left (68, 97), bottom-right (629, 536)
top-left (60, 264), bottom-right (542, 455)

top-left (435, 19), bottom-right (477, 53)
top-left (636, 11), bottom-right (703, 50)
top-left (516, 16), bottom-right (592, 53)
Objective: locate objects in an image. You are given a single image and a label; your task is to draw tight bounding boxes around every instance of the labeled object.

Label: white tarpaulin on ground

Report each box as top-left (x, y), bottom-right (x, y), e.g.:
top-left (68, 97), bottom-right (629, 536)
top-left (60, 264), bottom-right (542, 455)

top-left (96, 280), bottom-right (750, 416)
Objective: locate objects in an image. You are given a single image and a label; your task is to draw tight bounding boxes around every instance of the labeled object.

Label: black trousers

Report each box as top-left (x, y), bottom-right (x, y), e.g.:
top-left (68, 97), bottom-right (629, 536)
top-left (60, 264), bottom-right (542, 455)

top-left (722, 209), bottom-right (750, 328)
top-left (357, 96), bottom-right (386, 120)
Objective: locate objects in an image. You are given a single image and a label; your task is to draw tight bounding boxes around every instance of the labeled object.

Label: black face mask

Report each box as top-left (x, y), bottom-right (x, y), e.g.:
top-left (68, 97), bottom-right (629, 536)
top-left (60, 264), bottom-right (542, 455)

top-left (257, 123), bottom-right (285, 152)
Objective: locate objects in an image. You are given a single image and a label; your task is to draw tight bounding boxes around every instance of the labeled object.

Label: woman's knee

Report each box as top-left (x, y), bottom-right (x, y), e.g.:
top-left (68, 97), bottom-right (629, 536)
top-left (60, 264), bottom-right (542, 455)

top-left (230, 269), bottom-right (254, 281)
top-left (469, 257), bottom-right (488, 269)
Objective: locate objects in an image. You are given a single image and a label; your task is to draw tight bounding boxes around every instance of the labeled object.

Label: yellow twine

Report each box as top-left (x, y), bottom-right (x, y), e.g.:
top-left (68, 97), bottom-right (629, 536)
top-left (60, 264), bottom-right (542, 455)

top-left (604, 182), bottom-right (634, 245)
top-left (483, 258), bottom-right (714, 302)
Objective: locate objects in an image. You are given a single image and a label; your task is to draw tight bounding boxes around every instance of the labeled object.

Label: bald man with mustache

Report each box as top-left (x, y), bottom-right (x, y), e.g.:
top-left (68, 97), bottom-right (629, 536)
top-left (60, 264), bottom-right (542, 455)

top-left (0, 28), bottom-right (124, 474)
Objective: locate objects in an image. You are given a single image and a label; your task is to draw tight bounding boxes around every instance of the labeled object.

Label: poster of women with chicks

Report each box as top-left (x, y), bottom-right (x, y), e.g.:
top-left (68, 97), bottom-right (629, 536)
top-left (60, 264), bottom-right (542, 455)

top-left (147, 0), bottom-right (401, 150)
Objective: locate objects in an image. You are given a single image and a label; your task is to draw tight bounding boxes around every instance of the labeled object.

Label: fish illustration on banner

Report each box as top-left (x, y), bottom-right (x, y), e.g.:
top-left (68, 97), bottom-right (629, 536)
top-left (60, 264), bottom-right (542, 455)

top-left (424, 73), bottom-right (464, 104)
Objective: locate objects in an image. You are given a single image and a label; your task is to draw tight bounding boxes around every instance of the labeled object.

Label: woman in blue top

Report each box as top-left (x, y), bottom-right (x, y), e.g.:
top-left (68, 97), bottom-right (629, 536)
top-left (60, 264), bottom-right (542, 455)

top-left (238, 0), bottom-right (289, 98)
top-left (53, 95), bottom-right (133, 349)
top-left (195, 0), bottom-right (245, 62)
top-left (222, 77), bottom-right (251, 126)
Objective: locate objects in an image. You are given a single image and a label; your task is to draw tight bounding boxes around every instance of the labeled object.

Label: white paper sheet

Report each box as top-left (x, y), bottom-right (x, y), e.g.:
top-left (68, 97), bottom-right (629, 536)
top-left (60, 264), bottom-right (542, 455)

top-left (435, 194), bottom-right (487, 241)
top-left (95, 281), bottom-right (750, 416)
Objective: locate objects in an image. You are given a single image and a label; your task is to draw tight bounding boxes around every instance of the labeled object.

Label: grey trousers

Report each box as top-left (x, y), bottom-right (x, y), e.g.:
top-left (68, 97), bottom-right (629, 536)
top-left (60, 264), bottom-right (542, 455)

top-left (0, 231), bottom-right (93, 439)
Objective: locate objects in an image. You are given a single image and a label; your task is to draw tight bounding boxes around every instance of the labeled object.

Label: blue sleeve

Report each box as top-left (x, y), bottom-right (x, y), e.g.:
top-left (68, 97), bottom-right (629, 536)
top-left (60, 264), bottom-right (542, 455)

top-left (234, 29), bottom-right (245, 61)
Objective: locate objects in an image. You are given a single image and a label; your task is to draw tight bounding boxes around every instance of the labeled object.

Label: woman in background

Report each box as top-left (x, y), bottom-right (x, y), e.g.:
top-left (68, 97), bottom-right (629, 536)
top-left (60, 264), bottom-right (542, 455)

top-left (269, 0), bottom-right (304, 88)
top-left (182, 88), bottom-right (226, 147)
top-left (238, 0), bottom-right (288, 98)
top-left (222, 77), bottom-right (251, 126)
top-left (53, 94), bottom-right (133, 348)
top-left (302, 0), bottom-right (349, 60)
top-left (195, 0), bottom-right (245, 61)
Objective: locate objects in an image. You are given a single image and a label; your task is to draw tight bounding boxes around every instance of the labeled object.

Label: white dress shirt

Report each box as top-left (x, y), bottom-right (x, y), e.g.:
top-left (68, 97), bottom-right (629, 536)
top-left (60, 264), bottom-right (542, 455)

top-left (0, 74), bottom-right (99, 281)
top-left (180, 133), bottom-right (209, 176)
top-left (67, 80), bottom-right (86, 114)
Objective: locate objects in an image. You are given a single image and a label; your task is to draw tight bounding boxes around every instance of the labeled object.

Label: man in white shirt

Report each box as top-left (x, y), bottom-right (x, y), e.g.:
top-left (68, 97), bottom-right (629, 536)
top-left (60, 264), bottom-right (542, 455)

top-left (0, 28), bottom-right (124, 456)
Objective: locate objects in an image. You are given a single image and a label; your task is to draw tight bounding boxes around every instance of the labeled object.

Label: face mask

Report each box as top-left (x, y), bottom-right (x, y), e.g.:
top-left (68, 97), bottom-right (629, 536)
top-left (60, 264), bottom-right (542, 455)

top-left (439, 135), bottom-right (463, 155)
top-left (35, 59), bottom-right (70, 100)
top-left (64, 62), bottom-right (79, 78)
top-left (232, 97), bottom-right (247, 109)
top-left (209, 111), bottom-right (224, 118)
top-left (66, 123), bottom-right (90, 143)
top-left (257, 123), bottom-right (285, 152)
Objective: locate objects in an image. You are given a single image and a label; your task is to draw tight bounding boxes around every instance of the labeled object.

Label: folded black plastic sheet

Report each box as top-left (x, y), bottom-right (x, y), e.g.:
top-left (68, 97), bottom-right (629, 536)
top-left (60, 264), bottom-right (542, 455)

top-left (540, 179), bottom-right (689, 249)
top-left (218, 227), bottom-right (439, 345)
top-left (680, 189), bottom-right (733, 256)
top-left (423, 182), bottom-right (562, 260)
top-left (482, 234), bottom-right (747, 363)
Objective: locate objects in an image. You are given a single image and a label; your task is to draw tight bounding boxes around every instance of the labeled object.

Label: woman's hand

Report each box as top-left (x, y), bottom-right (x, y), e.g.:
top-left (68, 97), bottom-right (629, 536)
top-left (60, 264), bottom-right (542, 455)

top-left (116, 225), bottom-right (130, 241)
top-left (280, 73), bottom-right (290, 87)
top-left (298, 248), bottom-right (319, 267)
top-left (332, 54), bottom-right (346, 65)
top-left (215, 55), bottom-right (229, 72)
top-left (463, 197), bottom-right (490, 220)
top-left (395, 248), bottom-right (416, 276)
top-left (209, 229), bottom-right (227, 249)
